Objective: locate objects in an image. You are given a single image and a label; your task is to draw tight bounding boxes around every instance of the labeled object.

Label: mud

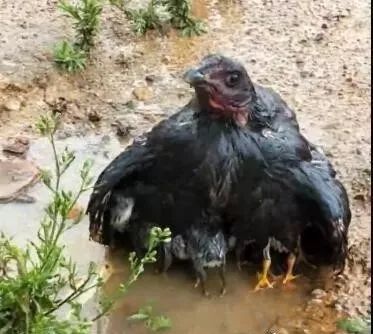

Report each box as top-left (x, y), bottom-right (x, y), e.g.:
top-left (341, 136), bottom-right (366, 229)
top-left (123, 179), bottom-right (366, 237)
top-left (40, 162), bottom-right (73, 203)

top-left (0, 0), bottom-right (371, 333)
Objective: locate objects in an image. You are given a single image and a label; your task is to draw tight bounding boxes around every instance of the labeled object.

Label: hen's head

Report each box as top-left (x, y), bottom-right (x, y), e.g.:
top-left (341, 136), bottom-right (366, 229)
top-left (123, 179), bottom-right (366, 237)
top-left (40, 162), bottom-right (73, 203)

top-left (183, 54), bottom-right (257, 126)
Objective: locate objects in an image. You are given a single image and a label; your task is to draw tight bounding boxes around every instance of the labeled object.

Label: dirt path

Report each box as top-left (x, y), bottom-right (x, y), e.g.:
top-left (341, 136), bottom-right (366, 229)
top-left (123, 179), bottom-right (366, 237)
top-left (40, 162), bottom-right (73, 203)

top-left (0, 0), bottom-right (371, 332)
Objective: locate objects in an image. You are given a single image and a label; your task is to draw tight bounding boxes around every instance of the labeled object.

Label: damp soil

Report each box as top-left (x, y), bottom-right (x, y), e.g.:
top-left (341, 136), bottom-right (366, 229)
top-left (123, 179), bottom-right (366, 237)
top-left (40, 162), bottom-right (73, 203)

top-left (0, 0), bottom-right (371, 333)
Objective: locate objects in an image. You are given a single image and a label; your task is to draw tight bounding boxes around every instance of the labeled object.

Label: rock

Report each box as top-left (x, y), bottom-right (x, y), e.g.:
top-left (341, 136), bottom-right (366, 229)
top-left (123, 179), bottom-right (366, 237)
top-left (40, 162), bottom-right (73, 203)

top-left (311, 288), bottom-right (327, 298)
top-left (295, 59), bottom-right (305, 67)
top-left (321, 23), bottom-right (328, 29)
top-left (0, 159), bottom-right (39, 203)
top-left (145, 75), bottom-right (159, 84)
top-left (3, 136), bottom-right (30, 155)
top-left (50, 97), bottom-right (68, 114)
top-left (161, 55), bottom-right (171, 64)
top-left (2, 97), bottom-right (21, 111)
top-left (111, 120), bottom-right (131, 138)
top-left (353, 193), bottom-right (366, 201)
top-left (334, 303), bottom-right (343, 312)
top-left (314, 33), bottom-right (324, 42)
top-left (132, 87), bottom-right (153, 101)
top-left (310, 298), bottom-right (324, 305)
top-left (88, 110), bottom-right (102, 123)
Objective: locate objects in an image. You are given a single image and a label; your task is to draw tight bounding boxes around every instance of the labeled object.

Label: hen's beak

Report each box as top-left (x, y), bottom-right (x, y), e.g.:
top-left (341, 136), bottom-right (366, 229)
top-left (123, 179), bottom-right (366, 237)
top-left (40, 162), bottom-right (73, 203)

top-left (183, 68), bottom-right (206, 86)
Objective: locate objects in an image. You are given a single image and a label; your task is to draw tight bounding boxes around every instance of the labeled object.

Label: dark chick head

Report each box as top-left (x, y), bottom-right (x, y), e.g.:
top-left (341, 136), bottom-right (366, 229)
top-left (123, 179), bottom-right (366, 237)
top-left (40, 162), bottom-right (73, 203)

top-left (183, 54), bottom-right (257, 126)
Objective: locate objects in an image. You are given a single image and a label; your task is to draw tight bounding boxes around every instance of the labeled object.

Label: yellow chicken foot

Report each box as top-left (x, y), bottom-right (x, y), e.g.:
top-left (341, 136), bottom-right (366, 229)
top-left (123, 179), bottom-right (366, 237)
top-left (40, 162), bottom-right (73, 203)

top-left (283, 253), bottom-right (299, 285)
top-left (254, 259), bottom-right (274, 291)
top-left (255, 241), bottom-right (274, 291)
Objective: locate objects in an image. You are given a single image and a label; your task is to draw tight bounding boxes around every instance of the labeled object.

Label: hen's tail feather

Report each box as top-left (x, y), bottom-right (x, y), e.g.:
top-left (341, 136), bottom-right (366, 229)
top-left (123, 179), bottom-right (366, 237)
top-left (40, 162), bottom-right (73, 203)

top-left (272, 161), bottom-right (350, 270)
top-left (273, 161), bottom-right (348, 223)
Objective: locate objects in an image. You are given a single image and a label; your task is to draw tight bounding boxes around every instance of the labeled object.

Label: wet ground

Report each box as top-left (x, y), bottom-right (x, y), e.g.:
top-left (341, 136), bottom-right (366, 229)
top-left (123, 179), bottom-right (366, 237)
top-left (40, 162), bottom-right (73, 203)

top-left (0, 0), bottom-right (371, 333)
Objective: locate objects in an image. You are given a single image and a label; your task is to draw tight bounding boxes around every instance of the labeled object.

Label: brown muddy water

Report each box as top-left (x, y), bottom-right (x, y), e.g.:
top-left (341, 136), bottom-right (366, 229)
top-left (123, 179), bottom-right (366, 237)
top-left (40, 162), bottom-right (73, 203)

top-left (0, 0), bottom-right (371, 332)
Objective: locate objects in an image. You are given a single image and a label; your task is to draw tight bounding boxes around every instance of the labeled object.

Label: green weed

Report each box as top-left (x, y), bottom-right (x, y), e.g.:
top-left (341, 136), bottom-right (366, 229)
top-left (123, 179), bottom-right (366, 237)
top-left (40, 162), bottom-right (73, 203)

top-left (0, 114), bottom-right (171, 333)
top-left (337, 316), bottom-right (371, 334)
top-left (125, 1), bottom-right (170, 35)
top-left (161, 0), bottom-right (206, 36)
top-left (128, 304), bottom-right (172, 332)
top-left (59, 0), bottom-right (103, 52)
top-left (54, 40), bottom-right (87, 72)
top-left (110, 0), bottom-right (205, 36)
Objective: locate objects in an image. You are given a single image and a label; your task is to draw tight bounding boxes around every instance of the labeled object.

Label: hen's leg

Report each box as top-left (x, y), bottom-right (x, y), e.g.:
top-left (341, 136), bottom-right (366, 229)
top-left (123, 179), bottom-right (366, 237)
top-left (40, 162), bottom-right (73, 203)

top-left (219, 263), bottom-right (227, 296)
top-left (235, 242), bottom-right (247, 271)
top-left (283, 253), bottom-right (299, 285)
top-left (254, 241), bottom-right (274, 291)
top-left (193, 262), bottom-right (209, 297)
top-left (161, 243), bottom-right (173, 273)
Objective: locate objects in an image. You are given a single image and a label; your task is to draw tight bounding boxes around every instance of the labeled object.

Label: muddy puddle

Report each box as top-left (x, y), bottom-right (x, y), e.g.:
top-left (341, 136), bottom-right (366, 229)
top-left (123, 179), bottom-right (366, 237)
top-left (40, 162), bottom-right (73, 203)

top-left (104, 254), bottom-right (315, 334)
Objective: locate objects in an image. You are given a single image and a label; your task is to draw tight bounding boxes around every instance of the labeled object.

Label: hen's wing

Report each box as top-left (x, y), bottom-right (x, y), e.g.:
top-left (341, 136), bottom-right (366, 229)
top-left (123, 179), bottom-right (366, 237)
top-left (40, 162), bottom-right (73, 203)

top-left (87, 102), bottom-right (197, 243)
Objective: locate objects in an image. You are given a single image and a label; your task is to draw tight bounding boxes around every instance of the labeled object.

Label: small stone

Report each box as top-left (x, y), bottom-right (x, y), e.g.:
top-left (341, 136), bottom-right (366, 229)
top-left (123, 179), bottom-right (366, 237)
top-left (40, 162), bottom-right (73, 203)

top-left (321, 23), bottom-right (328, 29)
top-left (310, 298), bottom-right (324, 305)
top-left (3, 97), bottom-right (21, 111)
top-left (88, 110), bottom-right (101, 123)
top-left (353, 193), bottom-right (366, 201)
top-left (125, 100), bottom-right (136, 109)
top-left (311, 288), bottom-right (327, 298)
top-left (112, 120), bottom-right (131, 138)
top-left (346, 77), bottom-right (353, 82)
top-left (3, 136), bottom-right (30, 155)
top-left (334, 303), bottom-right (343, 312)
top-left (51, 97), bottom-right (68, 114)
top-left (132, 86), bottom-right (153, 101)
top-left (296, 59), bottom-right (305, 66)
top-left (145, 75), bottom-right (158, 84)
top-left (161, 55), bottom-right (171, 64)
top-left (314, 33), bottom-right (324, 42)
top-left (0, 160), bottom-right (39, 203)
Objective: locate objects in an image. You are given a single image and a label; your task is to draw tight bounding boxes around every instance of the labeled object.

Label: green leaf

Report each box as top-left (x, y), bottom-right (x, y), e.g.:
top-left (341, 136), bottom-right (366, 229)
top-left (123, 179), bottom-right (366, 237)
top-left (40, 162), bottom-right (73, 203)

top-left (127, 313), bottom-right (150, 321)
top-left (337, 317), bottom-right (371, 334)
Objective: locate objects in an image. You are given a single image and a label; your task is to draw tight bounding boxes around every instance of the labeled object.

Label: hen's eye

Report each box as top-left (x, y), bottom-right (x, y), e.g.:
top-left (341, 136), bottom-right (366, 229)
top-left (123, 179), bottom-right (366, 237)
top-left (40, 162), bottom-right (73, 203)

top-left (225, 72), bottom-right (241, 87)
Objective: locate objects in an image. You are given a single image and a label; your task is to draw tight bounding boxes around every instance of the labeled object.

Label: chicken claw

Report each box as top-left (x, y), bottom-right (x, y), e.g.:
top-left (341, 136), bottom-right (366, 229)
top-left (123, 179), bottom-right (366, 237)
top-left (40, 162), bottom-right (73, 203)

top-left (282, 253), bottom-right (299, 285)
top-left (254, 272), bottom-right (274, 291)
top-left (282, 273), bottom-right (299, 285)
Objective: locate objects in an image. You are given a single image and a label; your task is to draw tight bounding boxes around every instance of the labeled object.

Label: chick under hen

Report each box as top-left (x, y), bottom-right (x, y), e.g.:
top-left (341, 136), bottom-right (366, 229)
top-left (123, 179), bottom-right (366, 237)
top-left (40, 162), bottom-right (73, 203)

top-left (164, 219), bottom-right (228, 296)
